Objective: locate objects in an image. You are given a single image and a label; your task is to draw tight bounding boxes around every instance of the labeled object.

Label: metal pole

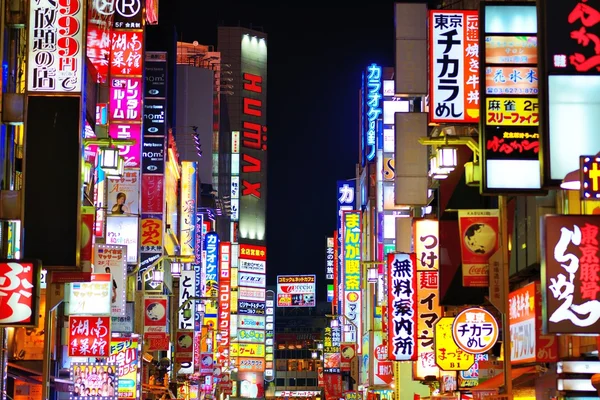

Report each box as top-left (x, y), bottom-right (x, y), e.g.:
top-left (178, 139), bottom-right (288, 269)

top-left (499, 195), bottom-right (513, 397)
top-left (0, 328), bottom-right (7, 400)
top-left (42, 275), bottom-right (64, 400)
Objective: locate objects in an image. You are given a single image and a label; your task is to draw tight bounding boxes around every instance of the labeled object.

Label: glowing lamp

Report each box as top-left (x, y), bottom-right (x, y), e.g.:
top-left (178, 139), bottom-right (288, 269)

top-left (82, 162), bottom-right (93, 185)
top-left (311, 351), bottom-right (318, 359)
top-left (100, 148), bottom-right (123, 178)
top-left (367, 267), bottom-right (378, 283)
top-left (436, 146), bottom-right (458, 170)
top-left (170, 262), bottom-right (181, 277)
top-left (561, 168), bottom-right (581, 190)
top-left (151, 268), bottom-right (164, 285)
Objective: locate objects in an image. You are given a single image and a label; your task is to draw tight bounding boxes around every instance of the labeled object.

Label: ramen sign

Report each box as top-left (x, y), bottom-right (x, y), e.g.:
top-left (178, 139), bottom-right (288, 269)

top-left (452, 308), bottom-right (499, 354)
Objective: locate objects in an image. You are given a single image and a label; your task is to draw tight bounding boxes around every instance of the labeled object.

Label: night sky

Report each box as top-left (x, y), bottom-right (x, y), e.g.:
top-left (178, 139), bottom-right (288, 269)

top-left (163, 1), bottom-right (411, 298)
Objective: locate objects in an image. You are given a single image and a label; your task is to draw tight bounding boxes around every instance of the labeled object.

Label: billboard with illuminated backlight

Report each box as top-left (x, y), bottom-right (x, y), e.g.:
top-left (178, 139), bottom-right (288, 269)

top-left (276, 275), bottom-right (316, 307)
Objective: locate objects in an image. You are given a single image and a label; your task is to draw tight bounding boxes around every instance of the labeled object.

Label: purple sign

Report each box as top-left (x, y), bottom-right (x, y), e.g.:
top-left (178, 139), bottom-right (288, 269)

top-left (110, 77), bottom-right (142, 121)
top-left (109, 123), bottom-right (142, 168)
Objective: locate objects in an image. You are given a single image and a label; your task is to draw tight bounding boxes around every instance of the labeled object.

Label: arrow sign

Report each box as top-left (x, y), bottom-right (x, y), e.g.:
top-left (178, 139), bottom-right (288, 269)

top-left (375, 361), bottom-right (394, 385)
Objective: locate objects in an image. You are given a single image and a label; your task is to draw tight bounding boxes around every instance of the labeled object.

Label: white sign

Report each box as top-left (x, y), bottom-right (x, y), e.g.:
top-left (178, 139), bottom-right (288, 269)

top-left (178, 269), bottom-right (196, 330)
top-left (106, 216), bottom-right (139, 263)
top-left (28, 0), bottom-right (84, 92)
top-left (93, 244), bottom-right (127, 316)
top-left (238, 315), bottom-right (266, 330)
top-left (275, 392), bottom-right (321, 397)
top-left (238, 287), bottom-right (266, 301)
top-left (66, 274), bottom-right (112, 315)
top-left (239, 259), bottom-right (266, 274)
top-left (238, 272), bottom-right (266, 288)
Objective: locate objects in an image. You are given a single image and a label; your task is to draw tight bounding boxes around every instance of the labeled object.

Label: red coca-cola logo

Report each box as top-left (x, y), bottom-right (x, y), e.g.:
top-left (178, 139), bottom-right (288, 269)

top-left (468, 265), bottom-right (488, 275)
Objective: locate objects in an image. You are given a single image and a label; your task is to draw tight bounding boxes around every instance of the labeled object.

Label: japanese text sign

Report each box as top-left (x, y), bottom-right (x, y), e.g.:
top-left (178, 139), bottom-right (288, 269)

top-left (178, 269), bottom-right (196, 330)
top-left (326, 237), bottom-right (335, 280)
top-left (109, 338), bottom-right (139, 400)
top-left (239, 244), bottom-right (266, 261)
top-left (541, 215), bottom-right (600, 334)
top-left (485, 97), bottom-right (539, 126)
top-left (413, 220), bottom-right (442, 378)
top-left (238, 357), bottom-right (265, 373)
top-left (343, 211), bottom-right (361, 292)
top-left (276, 275), bottom-right (316, 307)
top-left (140, 215), bottom-right (162, 253)
top-left (485, 67), bottom-right (538, 95)
top-left (434, 316), bottom-right (475, 371)
top-left (509, 281), bottom-right (558, 364)
top-left (387, 252), bottom-right (418, 361)
top-left (0, 260), bottom-right (40, 326)
top-left (109, 77), bottom-right (142, 121)
top-left (180, 161), bottom-right (197, 257)
top-left (204, 232), bottom-right (220, 299)
top-left (108, 123), bottom-right (142, 168)
top-left (219, 244), bottom-right (232, 367)
top-left (69, 316), bottom-right (111, 357)
top-left (458, 210), bottom-right (500, 287)
top-left (363, 63), bottom-right (382, 162)
top-left (485, 36), bottom-right (538, 65)
top-left (93, 244), bottom-right (127, 316)
top-left (543, 0), bottom-right (600, 74)
top-left (452, 308), bottom-right (499, 354)
top-left (66, 273), bottom-right (112, 315)
top-left (581, 155), bottom-right (600, 200)
top-left (110, 30), bottom-right (143, 77)
top-left (429, 10), bottom-right (479, 123)
top-left (28, 0), bottom-right (84, 93)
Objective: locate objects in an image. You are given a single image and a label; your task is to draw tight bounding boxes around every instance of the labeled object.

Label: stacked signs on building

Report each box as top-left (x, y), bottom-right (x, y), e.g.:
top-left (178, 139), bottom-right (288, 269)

top-left (264, 290), bottom-right (276, 382)
top-left (202, 231), bottom-right (219, 374)
top-left (336, 181), bottom-right (355, 313)
top-left (509, 282), bottom-right (558, 364)
top-left (342, 211), bottom-right (362, 349)
top-left (387, 253), bottom-right (417, 361)
top-left (458, 210), bottom-right (500, 287)
top-left (429, 10), bottom-right (479, 124)
top-left (140, 51), bottom-right (167, 293)
top-left (413, 220), bottom-right (442, 379)
top-left (538, 0), bottom-right (600, 185)
top-left (480, 4), bottom-right (541, 192)
top-left (218, 242), bottom-right (232, 371)
top-left (541, 215), bottom-right (600, 334)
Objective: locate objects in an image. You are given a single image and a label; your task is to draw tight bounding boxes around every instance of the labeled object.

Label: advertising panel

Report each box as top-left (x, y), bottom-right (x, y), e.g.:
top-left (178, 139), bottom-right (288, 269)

top-left (336, 181), bottom-right (355, 312)
top-left (541, 215), bottom-right (600, 334)
top-left (239, 287), bottom-right (266, 302)
top-left (238, 329), bottom-right (265, 343)
top-left (326, 237), bottom-right (335, 280)
top-left (141, 136), bottom-right (165, 174)
top-left (71, 363), bottom-right (117, 399)
top-left (204, 232), bottom-right (219, 298)
top-left (27, 0), bottom-right (85, 93)
top-left (0, 260), bottom-right (41, 326)
top-left (342, 211), bottom-right (361, 347)
top-left (239, 244), bottom-right (266, 261)
top-left (230, 343), bottom-right (266, 358)
top-left (373, 331), bottom-right (393, 385)
top-left (112, 0), bottom-right (144, 29)
top-left (239, 259), bottom-right (266, 275)
top-left (362, 63), bottom-right (382, 163)
top-left (452, 308), bottom-right (499, 354)
top-left (238, 315), bottom-right (266, 330)
top-left (240, 35), bottom-right (268, 243)
top-left (144, 53), bottom-right (167, 98)
top-left (140, 214), bottom-right (162, 253)
top-left (264, 291), bottom-right (275, 381)
top-left (180, 161), bottom-right (197, 256)
top-left (178, 269), bottom-right (196, 330)
top-left (68, 316), bottom-right (111, 357)
top-left (86, 0), bottom-right (113, 83)
top-left (109, 338), bottom-right (139, 400)
top-left (143, 295), bottom-right (168, 332)
top-left (458, 210), bottom-right (500, 287)
top-left (387, 253), bottom-right (418, 361)
top-left (238, 272), bottom-right (267, 288)
top-left (141, 174), bottom-right (164, 213)
top-left (110, 30), bottom-right (143, 77)
top-left (434, 316), bottom-right (475, 371)
top-left (480, 5), bottom-right (541, 192)
top-left (276, 275), bottom-right (316, 307)
top-left (429, 10), bottom-right (479, 123)
top-left (66, 274), bottom-right (112, 315)
top-left (107, 171), bottom-right (140, 215)
top-left (110, 77), bottom-right (142, 121)
top-left (413, 220), bottom-right (442, 379)
top-left (93, 244), bottom-right (127, 316)
top-left (218, 242), bottom-right (232, 367)
top-left (106, 216), bottom-right (138, 263)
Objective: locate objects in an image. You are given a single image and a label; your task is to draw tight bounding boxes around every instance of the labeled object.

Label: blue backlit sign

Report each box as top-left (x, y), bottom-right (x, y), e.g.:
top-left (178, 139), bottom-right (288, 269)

top-left (365, 64), bottom-right (382, 162)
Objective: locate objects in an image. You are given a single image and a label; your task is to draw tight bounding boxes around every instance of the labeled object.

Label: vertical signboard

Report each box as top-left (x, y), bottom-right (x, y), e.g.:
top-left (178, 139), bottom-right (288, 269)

top-left (458, 209), bottom-right (500, 287)
top-left (239, 34), bottom-right (268, 242)
top-left (203, 232), bottom-right (220, 331)
top-left (336, 181), bottom-right (355, 313)
top-left (541, 215), bottom-right (600, 334)
top-left (264, 290), bottom-right (275, 382)
top-left (362, 63), bottom-right (382, 164)
top-left (342, 211), bottom-right (362, 350)
top-left (480, 4), bottom-right (541, 192)
top-left (429, 10), bottom-right (479, 123)
top-left (326, 237), bottom-right (335, 280)
top-left (538, 0), bottom-right (600, 185)
top-left (218, 242), bottom-right (232, 368)
top-left (180, 162), bottom-right (197, 256)
top-left (413, 220), bottom-right (442, 380)
top-left (387, 252), bottom-right (418, 361)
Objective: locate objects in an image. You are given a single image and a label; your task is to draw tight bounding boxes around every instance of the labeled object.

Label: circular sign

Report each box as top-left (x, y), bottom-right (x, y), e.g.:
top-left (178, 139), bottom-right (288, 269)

top-left (452, 308), bottom-right (499, 354)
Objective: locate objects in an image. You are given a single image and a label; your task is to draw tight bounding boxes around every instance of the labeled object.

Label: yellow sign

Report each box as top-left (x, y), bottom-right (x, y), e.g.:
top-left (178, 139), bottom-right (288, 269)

top-left (383, 158), bottom-right (395, 181)
top-left (230, 343), bottom-right (265, 358)
top-left (434, 317), bottom-right (475, 371)
top-left (485, 97), bottom-right (538, 126)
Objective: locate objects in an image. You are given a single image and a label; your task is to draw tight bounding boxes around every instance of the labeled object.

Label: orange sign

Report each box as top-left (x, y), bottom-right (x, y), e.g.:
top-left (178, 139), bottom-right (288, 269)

top-left (238, 357), bottom-right (265, 372)
top-left (485, 36), bottom-right (537, 64)
top-left (452, 308), bottom-right (499, 354)
top-left (485, 67), bottom-right (538, 95)
top-left (140, 217), bottom-right (162, 250)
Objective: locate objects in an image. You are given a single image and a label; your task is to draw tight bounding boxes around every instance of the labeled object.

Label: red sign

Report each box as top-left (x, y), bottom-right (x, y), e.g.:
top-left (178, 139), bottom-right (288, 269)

top-left (144, 332), bottom-right (170, 351)
top-left (110, 30), bottom-right (143, 77)
top-left (239, 244), bottom-right (267, 261)
top-left (542, 215), bottom-right (600, 334)
top-left (218, 242), bottom-right (232, 367)
top-left (144, 295), bottom-right (168, 332)
top-left (69, 316), bottom-right (111, 357)
top-left (141, 174), bottom-right (164, 213)
top-left (458, 210), bottom-right (500, 287)
top-left (175, 331), bottom-right (193, 363)
top-left (323, 373), bottom-right (342, 400)
top-left (0, 260), bottom-right (40, 326)
top-left (241, 72), bottom-right (266, 199)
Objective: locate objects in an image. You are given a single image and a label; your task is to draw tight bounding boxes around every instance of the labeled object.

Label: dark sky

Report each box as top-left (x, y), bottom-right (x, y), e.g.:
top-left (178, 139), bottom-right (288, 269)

top-left (165, 1), bottom-right (401, 298)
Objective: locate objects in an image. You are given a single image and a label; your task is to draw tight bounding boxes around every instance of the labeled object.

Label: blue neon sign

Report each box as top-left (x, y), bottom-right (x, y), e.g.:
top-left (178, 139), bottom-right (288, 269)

top-left (365, 63), bottom-right (382, 162)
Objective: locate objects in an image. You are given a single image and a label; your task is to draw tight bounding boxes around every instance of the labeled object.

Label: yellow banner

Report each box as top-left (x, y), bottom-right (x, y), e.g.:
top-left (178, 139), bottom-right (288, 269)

top-left (485, 97), bottom-right (538, 126)
top-left (230, 343), bottom-right (265, 358)
top-left (434, 317), bottom-right (475, 371)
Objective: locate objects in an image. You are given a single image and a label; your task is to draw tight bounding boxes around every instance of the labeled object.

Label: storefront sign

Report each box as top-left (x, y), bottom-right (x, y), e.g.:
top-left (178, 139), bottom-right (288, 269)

top-left (326, 237), bottom-right (335, 280)
top-left (485, 97), bottom-right (538, 126)
top-left (434, 316), bottom-right (475, 371)
top-left (363, 63), bottom-right (382, 161)
top-left (93, 244), bottom-right (127, 316)
top-left (238, 357), bottom-right (264, 372)
top-left (109, 338), bottom-right (139, 400)
top-left (143, 295), bottom-right (167, 332)
top-left (452, 308), bottom-right (499, 354)
top-left (239, 244), bottom-right (266, 261)
top-left (238, 329), bottom-right (265, 343)
top-left (485, 36), bottom-right (537, 64)
top-left (581, 155), bottom-right (600, 200)
top-left (0, 260), bottom-right (40, 326)
top-left (429, 10), bottom-right (479, 123)
top-left (485, 67), bottom-right (538, 95)
top-left (387, 252), bottom-right (417, 361)
top-left (458, 210), bottom-right (500, 287)
top-left (68, 316), bottom-right (111, 357)
top-left (66, 273), bottom-right (112, 315)
top-left (541, 215), bottom-right (600, 334)
top-left (110, 30), bottom-right (143, 76)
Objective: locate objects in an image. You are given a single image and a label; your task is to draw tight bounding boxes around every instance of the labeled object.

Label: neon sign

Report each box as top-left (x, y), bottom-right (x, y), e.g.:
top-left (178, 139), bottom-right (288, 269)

top-left (365, 63), bottom-right (382, 161)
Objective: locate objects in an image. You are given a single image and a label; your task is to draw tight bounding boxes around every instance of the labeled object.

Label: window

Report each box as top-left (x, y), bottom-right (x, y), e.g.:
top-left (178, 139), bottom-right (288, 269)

top-left (296, 378), bottom-right (306, 387)
top-left (288, 378), bottom-right (296, 386)
top-left (307, 378), bottom-right (317, 387)
top-left (276, 359), bottom-right (287, 371)
top-left (276, 378), bottom-right (285, 387)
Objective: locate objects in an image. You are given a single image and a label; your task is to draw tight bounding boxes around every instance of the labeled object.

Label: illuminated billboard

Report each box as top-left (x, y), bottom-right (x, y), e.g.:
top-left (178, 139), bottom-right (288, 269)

top-left (362, 63), bottom-right (382, 164)
top-left (180, 161), bottom-right (197, 256)
top-left (276, 275), bottom-right (316, 307)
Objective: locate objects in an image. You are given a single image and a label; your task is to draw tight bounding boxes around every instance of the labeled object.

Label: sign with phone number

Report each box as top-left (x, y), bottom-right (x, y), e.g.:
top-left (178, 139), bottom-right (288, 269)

top-left (485, 97), bottom-right (539, 126)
